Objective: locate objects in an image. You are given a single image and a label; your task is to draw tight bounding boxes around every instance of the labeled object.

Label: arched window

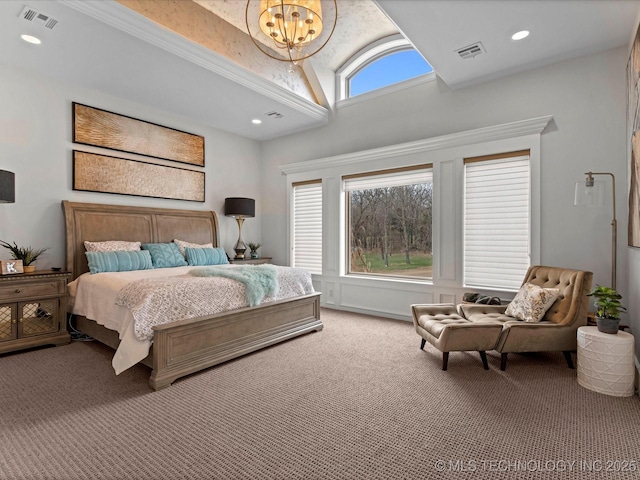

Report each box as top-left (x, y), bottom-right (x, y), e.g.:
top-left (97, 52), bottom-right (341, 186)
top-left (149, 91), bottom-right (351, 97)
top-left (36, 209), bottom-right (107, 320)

top-left (337, 35), bottom-right (434, 101)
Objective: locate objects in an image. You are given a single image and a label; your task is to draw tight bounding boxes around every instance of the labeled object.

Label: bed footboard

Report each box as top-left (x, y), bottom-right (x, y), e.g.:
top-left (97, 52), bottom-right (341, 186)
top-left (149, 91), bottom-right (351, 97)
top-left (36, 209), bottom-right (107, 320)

top-left (149, 292), bottom-right (322, 390)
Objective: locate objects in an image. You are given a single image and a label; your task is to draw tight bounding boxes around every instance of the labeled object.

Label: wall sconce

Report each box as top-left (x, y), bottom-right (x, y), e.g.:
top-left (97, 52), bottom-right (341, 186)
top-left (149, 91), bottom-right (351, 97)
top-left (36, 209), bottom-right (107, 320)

top-left (573, 171), bottom-right (616, 288)
top-left (0, 170), bottom-right (15, 203)
top-left (224, 197), bottom-right (255, 259)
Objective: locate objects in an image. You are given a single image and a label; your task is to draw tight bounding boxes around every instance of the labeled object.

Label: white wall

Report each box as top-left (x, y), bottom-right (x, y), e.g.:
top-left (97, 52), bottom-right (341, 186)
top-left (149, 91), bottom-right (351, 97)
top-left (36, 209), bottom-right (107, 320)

top-left (0, 64), bottom-right (262, 268)
top-left (260, 47), bottom-right (630, 321)
top-left (1, 44), bottom-right (633, 329)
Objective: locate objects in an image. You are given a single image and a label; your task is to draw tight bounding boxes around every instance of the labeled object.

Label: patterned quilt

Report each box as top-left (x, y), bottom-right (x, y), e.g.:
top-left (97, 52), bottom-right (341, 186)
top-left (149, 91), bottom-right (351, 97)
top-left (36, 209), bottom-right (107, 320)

top-left (115, 265), bottom-right (314, 341)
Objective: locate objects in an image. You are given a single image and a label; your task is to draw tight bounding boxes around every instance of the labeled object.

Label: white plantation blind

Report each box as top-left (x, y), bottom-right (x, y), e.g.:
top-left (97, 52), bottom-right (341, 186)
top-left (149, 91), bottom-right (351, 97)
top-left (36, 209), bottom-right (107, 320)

top-left (343, 167), bottom-right (433, 191)
top-left (464, 151), bottom-right (530, 290)
top-left (292, 180), bottom-right (322, 275)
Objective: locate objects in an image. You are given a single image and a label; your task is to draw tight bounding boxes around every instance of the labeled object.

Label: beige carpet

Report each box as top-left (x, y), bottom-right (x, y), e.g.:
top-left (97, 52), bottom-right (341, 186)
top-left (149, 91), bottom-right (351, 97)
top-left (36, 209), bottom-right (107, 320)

top-left (1, 308), bottom-right (639, 480)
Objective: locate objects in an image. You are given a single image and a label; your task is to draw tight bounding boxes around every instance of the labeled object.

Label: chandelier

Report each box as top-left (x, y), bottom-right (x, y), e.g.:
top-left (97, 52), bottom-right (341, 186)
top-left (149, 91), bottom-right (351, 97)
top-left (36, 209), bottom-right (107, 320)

top-left (245, 0), bottom-right (337, 66)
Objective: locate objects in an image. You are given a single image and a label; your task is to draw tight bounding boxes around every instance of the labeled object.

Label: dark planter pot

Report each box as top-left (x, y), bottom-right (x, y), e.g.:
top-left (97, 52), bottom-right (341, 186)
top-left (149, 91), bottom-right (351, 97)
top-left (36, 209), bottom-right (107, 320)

top-left (596, 316), bottom-right (620, 334)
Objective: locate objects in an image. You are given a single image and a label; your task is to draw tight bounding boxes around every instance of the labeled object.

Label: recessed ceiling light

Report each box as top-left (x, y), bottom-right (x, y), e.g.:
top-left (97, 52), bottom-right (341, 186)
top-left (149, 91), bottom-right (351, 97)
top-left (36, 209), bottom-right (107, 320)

top-left (251, 119), bottom-right (262, 125)
top-left (511, 30), bottom-right (530, 41)
top-left (20, 34), bottom-right (41, 45)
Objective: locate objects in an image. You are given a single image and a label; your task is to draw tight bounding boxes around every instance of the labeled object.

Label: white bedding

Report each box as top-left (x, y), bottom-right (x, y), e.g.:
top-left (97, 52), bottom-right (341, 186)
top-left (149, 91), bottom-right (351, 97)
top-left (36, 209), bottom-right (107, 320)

top-left (68, 265), bottom-right (315, 374)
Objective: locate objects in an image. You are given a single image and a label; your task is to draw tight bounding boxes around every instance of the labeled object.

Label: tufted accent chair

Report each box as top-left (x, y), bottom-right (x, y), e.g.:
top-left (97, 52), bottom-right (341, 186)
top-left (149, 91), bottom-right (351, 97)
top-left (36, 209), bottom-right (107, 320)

top-left (459, 265), bottom-right (593, 370)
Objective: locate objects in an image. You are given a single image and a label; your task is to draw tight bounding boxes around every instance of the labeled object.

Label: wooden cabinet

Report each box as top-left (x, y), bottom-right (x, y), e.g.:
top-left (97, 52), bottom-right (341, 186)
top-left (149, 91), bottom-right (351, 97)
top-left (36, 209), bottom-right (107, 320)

top-left (229, 257), bottom-right (272, 265)
top-left (0, 271), bottom-right (71, 354)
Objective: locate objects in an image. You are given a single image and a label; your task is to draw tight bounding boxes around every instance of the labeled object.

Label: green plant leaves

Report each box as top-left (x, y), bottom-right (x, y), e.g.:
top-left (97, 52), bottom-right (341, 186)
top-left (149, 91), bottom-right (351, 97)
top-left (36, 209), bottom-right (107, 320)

top-left (587, 285), bottom-right (627, 319)
top-left (0, 240), bottom-right (48, 266)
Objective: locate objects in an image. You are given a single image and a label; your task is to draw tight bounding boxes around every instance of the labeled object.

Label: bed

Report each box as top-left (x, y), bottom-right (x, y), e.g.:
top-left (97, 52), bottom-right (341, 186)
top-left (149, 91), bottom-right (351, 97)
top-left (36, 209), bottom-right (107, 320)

top-left (63, 200), bottom-right (322, 390)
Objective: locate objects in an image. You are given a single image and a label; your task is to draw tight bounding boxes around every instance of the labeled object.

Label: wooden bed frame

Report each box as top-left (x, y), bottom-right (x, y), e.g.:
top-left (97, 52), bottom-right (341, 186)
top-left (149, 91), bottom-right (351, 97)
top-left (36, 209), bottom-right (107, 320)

top-left (63, 201), bottom-right (322, 390)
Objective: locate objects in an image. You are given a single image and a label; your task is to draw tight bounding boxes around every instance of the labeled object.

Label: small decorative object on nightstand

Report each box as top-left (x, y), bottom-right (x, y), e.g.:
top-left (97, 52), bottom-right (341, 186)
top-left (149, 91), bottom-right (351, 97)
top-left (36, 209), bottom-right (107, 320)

top-left (247, 242), bottom-right (261, 259)
top-left (229, 257), bottom-right (272, 265)
top-left (1, 260), bottom-right (23, 275)
top-left (0, 270), bottom-right (71, 354)
top-left (0, 240), bottom-right (49, 274)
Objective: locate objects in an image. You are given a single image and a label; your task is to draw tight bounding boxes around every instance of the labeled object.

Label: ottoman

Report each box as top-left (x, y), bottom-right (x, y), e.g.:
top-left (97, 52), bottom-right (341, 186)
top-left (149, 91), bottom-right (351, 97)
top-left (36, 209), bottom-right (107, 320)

top-left (411, 303), bottom-right (504, 370)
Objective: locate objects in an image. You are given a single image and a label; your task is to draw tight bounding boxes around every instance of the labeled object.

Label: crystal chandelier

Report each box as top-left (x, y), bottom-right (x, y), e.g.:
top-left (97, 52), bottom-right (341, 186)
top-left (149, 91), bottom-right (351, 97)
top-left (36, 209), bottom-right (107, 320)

top-left (246, 0), bottom-right (337, 67)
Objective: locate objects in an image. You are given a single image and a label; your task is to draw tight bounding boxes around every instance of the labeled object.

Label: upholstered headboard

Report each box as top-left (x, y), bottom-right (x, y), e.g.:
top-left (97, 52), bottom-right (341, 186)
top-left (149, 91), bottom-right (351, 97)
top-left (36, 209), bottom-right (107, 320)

top-left (62, 201), bottom-right (219, 280)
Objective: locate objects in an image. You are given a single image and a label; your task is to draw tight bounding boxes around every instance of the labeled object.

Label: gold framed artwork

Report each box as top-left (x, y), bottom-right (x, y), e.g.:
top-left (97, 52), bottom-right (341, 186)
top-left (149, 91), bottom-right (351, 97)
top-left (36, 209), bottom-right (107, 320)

top-left (628, 25), bottom-right (640, 247)
top-left (1, 259), bottom-right (23, 275)
top-left (73, 103), bottom-right (205, 167)
top-left (73, 151), bottom-right (205, 202)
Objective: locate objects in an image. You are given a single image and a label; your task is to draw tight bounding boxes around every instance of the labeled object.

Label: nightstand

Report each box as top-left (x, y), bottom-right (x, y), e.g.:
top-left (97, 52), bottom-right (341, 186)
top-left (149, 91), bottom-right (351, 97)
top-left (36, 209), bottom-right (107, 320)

top-left (0, 270), bottom-right (71, 355)
top-left (229, 257), bottom-right (272, 265)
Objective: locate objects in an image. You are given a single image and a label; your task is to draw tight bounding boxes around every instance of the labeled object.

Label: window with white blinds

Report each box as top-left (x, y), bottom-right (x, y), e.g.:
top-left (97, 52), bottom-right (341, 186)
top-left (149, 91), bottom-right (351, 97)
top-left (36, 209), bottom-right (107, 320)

top-left (463, 151), bottom-right (530, 290)
top-left (292, 180), bottom-right (322, 275)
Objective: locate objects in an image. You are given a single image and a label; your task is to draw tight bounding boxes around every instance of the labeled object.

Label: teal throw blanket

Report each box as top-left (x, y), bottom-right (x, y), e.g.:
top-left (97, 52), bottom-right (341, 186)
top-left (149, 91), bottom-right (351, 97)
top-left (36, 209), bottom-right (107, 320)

top-left (190, 264), bottom-right (279, 307)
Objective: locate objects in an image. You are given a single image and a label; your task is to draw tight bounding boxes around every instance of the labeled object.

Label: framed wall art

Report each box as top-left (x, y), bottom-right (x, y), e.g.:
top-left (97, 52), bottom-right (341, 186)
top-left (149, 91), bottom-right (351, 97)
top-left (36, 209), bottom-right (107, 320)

top-left (628, 24), bottom-right (640, 247)
top-left (73, 103), bottom-right (205, 167)
top-left (73, 151), bottom-right (205, 202)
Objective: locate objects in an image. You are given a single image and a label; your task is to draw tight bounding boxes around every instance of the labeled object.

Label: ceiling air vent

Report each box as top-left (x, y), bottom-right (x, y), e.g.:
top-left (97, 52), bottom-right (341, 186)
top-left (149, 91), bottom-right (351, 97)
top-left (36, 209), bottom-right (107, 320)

top-left (19, 5), bottom-right (59, 30)
top-left (456, 42), bottom-right (485, 60)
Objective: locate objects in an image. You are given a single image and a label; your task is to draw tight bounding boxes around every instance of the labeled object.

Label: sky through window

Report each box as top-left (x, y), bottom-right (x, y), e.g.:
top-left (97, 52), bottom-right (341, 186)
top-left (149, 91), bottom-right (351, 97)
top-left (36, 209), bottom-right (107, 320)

top-left (349, 50), bottom-right (433, 97)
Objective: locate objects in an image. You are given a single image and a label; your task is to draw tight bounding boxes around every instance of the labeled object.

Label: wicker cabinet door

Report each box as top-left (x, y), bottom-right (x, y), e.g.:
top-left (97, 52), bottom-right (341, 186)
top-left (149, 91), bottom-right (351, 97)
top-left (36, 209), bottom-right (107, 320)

top-left (17, 299), bottom-right (59, 338)
top-left (0, 304), bottom-right (17, 342)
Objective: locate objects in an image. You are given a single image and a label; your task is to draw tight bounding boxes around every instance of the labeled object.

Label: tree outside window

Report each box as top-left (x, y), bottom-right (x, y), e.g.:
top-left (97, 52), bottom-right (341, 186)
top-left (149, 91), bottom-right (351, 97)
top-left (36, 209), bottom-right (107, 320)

top-left (346, 169), bottom-right (432, 279)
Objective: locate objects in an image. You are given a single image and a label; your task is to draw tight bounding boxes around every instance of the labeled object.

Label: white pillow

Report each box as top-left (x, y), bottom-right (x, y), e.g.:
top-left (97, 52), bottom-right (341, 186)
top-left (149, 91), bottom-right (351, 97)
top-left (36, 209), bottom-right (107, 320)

top-left (505, 283), bottom-right (560, 322)
top-left (84, 240), bottom-right (141, 252)
top-left (174, 239), bottom-right (214, 257)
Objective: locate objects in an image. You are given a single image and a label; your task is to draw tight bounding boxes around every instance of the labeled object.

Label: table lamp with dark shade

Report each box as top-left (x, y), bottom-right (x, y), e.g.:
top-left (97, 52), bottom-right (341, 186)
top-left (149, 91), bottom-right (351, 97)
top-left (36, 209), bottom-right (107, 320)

top-left (0, 170), bottom-right (15, 203)
top-left (224, 197), bottom-right (255, 259)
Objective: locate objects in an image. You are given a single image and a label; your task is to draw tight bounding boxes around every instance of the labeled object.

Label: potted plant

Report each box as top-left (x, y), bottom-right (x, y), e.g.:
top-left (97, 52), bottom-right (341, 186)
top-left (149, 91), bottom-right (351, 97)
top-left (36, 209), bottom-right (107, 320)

top-left (247, 242), bottom-right (261, 260)
top-left (587, 285), bottom-right (627, 334)
top-left (0, 240), bottom-right (48, 273)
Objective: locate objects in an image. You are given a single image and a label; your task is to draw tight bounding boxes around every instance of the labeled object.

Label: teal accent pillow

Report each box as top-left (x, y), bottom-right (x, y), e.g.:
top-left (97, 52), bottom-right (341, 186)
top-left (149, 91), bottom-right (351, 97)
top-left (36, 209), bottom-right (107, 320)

top-left (85, 250), bottom-right (154, 274)
top-left (185, 247), bottom-right (229, 266)
top-left (142, 243), bottom-right (188, 268)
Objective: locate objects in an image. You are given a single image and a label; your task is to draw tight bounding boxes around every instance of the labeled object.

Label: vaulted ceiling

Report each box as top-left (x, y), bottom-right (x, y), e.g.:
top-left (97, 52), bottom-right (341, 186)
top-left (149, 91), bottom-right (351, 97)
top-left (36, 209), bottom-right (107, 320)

top-left (0, 1), bottom-right (638, 141)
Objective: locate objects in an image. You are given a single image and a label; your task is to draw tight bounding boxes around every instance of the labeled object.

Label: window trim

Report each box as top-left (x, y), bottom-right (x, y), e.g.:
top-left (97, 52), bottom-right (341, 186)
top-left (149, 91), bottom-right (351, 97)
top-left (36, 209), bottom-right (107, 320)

top-left (343, 164), bottom-right (433, 280)
top-left (280, 116), bottom-right (549, 295)
top-left (336, 34), bottom-right (435, 102)
top-left (279, 116), bottom-right (550, 176)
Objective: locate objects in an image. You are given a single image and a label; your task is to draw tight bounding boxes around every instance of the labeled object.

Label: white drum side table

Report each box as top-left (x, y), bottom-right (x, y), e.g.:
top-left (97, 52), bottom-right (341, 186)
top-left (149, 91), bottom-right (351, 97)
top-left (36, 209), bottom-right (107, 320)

top-left (577, 326), bottom-right (635, 397)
